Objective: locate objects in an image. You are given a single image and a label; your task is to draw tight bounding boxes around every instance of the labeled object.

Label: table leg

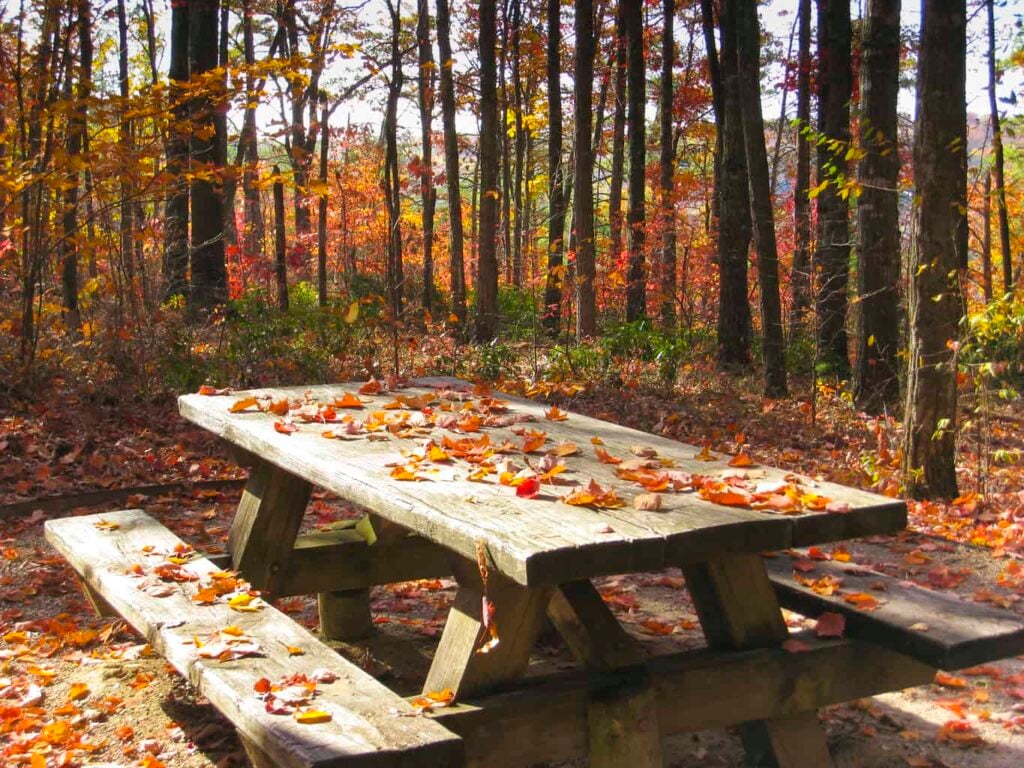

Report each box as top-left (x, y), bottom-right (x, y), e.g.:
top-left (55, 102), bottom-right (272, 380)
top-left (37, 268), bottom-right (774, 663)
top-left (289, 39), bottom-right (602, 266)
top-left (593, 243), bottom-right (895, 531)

top-left (682, 554), bottom-right (835, 768)
top-left (228, 459), bottom-right (312, 597)
top-left (423, 556), bottom-right (550, 699)
top-left (547, 581), bottom-right (663, 768)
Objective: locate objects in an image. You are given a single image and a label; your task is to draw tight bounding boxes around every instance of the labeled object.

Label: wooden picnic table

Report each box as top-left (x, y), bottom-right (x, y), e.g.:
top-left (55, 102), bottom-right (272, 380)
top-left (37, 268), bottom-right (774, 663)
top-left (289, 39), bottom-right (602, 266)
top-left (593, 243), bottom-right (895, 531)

top-left (176, 376), bottom-right (911, 768)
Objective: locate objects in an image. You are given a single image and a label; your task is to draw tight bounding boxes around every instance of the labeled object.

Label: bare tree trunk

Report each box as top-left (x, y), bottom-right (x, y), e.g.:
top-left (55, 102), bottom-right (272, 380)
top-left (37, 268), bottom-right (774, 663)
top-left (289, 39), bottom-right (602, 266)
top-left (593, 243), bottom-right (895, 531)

top-left (436, 0), bottom-right (466, 327)
top-left (814, 0), bottom-right (852, 376)
top-left (658, 0), bottom-right (676, 327)
top-left (241, 0), bottom-right (265, 263)
top-left (623, 0), bottom-right (646, 321)
top-left (62, 0), bottom-right (91, 332)
top-left (987, 0), bottom-right (1012, 295)
top-left (511, 0), bottom-right (525, 288)
top-left (164, 0), bottom-right (190, 300)
top-left (608, 1), bottom-right (627, 282)
top-left (903, 0), bottom-right (966, 500)
top-left (982, 170), bottom-right (993, 302)
top-left (476, 0), bottom-right (500, 340)
top-left (854, 0), bottom-right (902, 413)
top-left (273, 166), bottom-right (289, 312)
top-left (189, 0), bottom-right (228, 310)
top-left (543, 0), bottom-right (567, 335)
top-left (317, 103), bottom-right (330, 307)
top-left (575, 0), bottom-right (597, 336)
top-left (117, 0), bottom-right (136, 300)
top-left (733, 0), bottom-right (787, 396)
top-left (383, 0), bottom-right (405, 321)
top-left (417, 0), bottom-right (437, 313)
top-left (790, 0), bottom-right (812, 330)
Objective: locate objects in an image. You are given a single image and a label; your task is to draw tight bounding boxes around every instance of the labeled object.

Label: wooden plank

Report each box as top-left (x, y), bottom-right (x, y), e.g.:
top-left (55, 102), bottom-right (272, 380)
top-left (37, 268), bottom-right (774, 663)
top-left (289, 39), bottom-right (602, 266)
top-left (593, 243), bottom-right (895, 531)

top-left (318, 590), bottom-right (372, 641)
top-left (44, 509), bottom-right (463, 768)
top-left (229, 460), bottom-right (312, 596)
top-left (180, 381), bottom-right (899, 586)
top-left (423, 557), bottom-right (550, 698)
top-left (683, 553), bottom-right (834, 768)
top-left (428, 632), bottom-right (934, 768)
top-left (766, 555), bottom-right (1024, 670)
top-left (547, 581), bottom-right (662, 768)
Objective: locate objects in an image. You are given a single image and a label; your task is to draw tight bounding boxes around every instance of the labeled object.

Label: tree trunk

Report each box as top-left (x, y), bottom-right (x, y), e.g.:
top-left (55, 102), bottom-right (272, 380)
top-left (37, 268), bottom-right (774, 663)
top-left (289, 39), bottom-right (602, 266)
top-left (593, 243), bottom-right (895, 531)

top-left (814, 0), bottom-right (852, 376)
top-left (383, 0), bottom-right (405, 321)
top-left (417, 0), bottom-right (437, 313)
top-left (163, 0), bottom-right (190, 300)
top-left (499, 3), bottom-right (512, 282)
top-left (623, 0), bottom-right (646, 321)
top-left (117, 0), bottom-right (136, 300)
top-left (854, 0), bottom-right (902, 413)
top-left (790, 0), bottom-right (812, 330)
top-left (987, 0), bottom-right (1013, 295)
top-left (733, 0), bottom-right (787, 396)
top-left (476, 0), bottom-right (500, 340)
top-left (708, 0), bottom-right (752, 369)
top-left (273, 166), bottom-right (289, 312)
top-left (982, 170), bottom-right (993, 302)
top-left (575, 0), bottom-right (597, 337)
top-left (436, 0), bottom-right (466, 327)
top-left (903, 0), bottom-right (966, 500)
top-left (608, 1), bottom-right (627, 285)
top-left (543, 0), bottom-right (567, 335)
top-left (317, 103), bottom-right (329, 307)
top-left (241, 0), bottom-right (265, 263)
top-left (511, 0), bottom-right (526, 288)
top-left (658, 0), bottom-right (676, 327)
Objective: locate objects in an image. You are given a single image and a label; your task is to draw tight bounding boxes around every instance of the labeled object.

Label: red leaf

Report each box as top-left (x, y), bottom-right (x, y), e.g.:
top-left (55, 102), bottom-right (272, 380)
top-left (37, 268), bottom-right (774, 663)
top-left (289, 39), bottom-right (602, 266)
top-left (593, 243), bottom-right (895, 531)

top-left (814, 612), bottom-right (846, 638)
top-left (516, 476), bottom-right (541, 499)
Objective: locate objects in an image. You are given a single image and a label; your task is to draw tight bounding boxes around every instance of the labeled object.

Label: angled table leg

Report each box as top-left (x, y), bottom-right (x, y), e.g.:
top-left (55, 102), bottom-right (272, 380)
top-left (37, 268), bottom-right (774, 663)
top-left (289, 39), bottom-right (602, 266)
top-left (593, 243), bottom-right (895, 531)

top-left (682, 554), bottom-right (835, 768)
top-left (547, 580), bottom-right (663, 768)
top-left (424, 556), bottom-right (550, 699)
top-left (228, 459), bottom-right (312, 597)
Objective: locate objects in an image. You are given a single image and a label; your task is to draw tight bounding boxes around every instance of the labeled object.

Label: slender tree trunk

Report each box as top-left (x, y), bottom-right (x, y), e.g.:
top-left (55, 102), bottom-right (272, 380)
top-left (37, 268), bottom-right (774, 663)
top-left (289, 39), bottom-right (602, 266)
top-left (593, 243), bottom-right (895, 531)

top-left (476, 0), bottom-right (500, 340)
top-left (982, 170), bottom-right (993, 302)
top-left (814, 0), bottom-right (852, 376)
top-left (164, 0), bottom-right (190, 300)
top-left (218, 0), bottom-right (235, 249)
top-left (189, 0), bottom-right (228, 310)
top-left (608, 1), bottom-right (627, 282)
top-left (499, 1), bottom-right (512, 281)
top-left (273, 166), bottom-right (289, 312)
top-left (436, 0), bottom-right (466, 327)
top-left (241, 0), bottom-right (265, 263)
top-left (383, 0), bottom-right (404, 321)
top-left (854, 0), bottom-right (902, 413)
top-left (575, 0), bottom-right (597, 336)
top-left (511, 0), bottom-right (525, 287)
top-left (543, 0), bottom-right (567, 335)
top-left (733, 0), bottom-right (787, 396)
top-left (987, 0), bottom-right (1012, 295)
top-left (623, 0), bottom-right (646, 321)
top-left (417, 0), bottom-right (437, 313)
top-left (117, 0), bottom-right (136, 297)
top-left (790, 0), bottom-right (812, 329)
top-left (658, 0), bottom-right (676, 327)
top-left (903, 0), bottom-right (966, 500)
top-left (708, 0), bottom-right (752, 369)
top-left (318, 103), bottom-right (330, 307)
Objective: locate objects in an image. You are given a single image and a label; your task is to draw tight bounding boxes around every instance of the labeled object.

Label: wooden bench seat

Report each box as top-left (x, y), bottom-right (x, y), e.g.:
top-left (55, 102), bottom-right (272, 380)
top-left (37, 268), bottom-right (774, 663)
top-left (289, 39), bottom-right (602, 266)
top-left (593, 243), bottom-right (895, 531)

top-left (765, 554), bottom-right (1024, 670)
top-left (44, 509), bottom-right (463, 768)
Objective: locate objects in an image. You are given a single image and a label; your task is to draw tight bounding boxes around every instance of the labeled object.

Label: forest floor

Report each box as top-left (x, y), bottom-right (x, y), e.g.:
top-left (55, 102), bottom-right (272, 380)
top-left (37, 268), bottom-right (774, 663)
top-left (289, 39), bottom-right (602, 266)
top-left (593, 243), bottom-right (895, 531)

top-left (2, 370), bottom-right (1024, 767)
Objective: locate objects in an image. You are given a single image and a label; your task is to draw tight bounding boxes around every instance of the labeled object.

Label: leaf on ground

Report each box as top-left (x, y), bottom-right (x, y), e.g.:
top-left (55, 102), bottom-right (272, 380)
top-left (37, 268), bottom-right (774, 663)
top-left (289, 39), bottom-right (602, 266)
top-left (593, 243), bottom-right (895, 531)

top-left (814, 612), bottom-right (846, 638)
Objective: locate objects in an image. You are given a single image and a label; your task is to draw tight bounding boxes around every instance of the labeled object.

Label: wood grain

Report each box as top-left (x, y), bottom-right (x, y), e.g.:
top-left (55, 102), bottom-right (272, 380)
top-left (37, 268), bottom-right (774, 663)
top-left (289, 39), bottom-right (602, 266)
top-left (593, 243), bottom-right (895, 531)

top-left (179, 379), bottom-right (904, 586)
top-left (44, 509), bottom-right (463, 768)
top-left (766, 555), bottom-right (1024, 670)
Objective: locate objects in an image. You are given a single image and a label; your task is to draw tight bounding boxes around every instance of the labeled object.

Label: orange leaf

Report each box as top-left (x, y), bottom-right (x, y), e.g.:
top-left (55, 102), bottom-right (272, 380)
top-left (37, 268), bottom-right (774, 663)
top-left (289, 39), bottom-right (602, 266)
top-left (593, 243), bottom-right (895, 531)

top-left (552, 441), bottom-right (579, 457)
top-left (935, 671), bottom-right (968, 689)
top-left (522, 433), bottom-right (547, 453)
top-left (594, 446), bottom-right (622, 464)
top-left (640, 618), bottom-right (676, 635)
top-left (359, 377), bottom-right (382, 395)
top-left (274, 421), bottom-right (299, 435)
top-left (728, 451), bottom-right (755, 468)
top-left (229, 396), bottom-right (258, 413)
top-left (842, 592), bottom-right (881, 611)
top-left (295, 709), bottom-right (333, 724)
top-left (333, 392), bottom-right (364, 408)
top-left (68, 682), bottom-right (90, 701)
top-left (544, 405), bottom-right (568, 421)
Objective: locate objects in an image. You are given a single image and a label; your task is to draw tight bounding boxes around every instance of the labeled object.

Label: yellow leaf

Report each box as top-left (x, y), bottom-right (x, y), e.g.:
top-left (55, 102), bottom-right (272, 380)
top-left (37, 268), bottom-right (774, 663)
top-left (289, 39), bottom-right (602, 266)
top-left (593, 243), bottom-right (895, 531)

top-left (295, 709), bottom-right (332, 724)
top-left (68, 682), bottom-right (90, 701)
top-left (343, 301), bottom-right (359, 324)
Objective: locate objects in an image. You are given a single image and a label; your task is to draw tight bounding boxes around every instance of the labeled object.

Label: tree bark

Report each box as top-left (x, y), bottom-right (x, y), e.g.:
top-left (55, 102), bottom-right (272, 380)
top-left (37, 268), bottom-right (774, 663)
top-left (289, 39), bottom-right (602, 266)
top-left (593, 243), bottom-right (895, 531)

top-left (510, 0), bottom-right (526, 288)
top-left (814, 0), bottom-right (853, 376)
top-left (575, 0), bottom-right (597, 337)
top-left (241, 0), bottom-right (266, 264)
top-left (708, 0), bottom-right (752, 369)
top-left (189, 0), bottom-right (228, 310)
top-left (164, 0), bottom-right (191, 301)
top-left (608, 1), bottom-right (627, 286)
top-left (623, 0), bottom-right (646, 321)
top-left (903, 0), bottom-right (966, 500)
top-left (658, 0), bottom-right (676, 328)
top-left (436, 0), bottom-right (466, 327)
top-left (117, 0), bottom-right (136, 298)
top-left (543, 0), bottom-right (567, 335)
top-left (854, 0), bottom-right (902, 413)
top-left (982, 170), bottom-right (993, 302)
top-left (383, 0), bottom-right (405, 321)
top-left (273, 166), bottom-right (289, 312)
top-left (417, 0), bottom-right (438, 314)
top-left (987, 0), bottom-right (1013, 295)
top-left (790, 0), bottom-right (812, 330)
top-left (476, 0), bottom-right (500, 340)
top-left (317, 103), bottom-right (330, 307)
top-left (733, 0), bottom-right (787, 396)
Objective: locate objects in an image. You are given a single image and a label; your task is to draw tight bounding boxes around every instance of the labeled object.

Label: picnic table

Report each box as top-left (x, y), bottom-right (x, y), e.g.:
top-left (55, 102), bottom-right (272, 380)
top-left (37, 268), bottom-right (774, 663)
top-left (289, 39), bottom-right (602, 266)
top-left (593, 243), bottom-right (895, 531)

top-left (45, 377), bottom-right (1024, 768)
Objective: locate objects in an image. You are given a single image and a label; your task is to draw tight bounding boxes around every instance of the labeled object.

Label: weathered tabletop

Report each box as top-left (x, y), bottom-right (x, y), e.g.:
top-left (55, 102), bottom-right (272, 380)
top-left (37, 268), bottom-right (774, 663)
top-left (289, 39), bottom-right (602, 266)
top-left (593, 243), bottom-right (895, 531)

top-left (179, 377), bottom-right (905, 587)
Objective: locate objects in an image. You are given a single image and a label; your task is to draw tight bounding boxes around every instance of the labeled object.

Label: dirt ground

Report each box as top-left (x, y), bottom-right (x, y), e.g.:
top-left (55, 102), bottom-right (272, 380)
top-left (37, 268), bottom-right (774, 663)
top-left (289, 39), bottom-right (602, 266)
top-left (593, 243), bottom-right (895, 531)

top-left (2, 379), bottom-right (1023, 767)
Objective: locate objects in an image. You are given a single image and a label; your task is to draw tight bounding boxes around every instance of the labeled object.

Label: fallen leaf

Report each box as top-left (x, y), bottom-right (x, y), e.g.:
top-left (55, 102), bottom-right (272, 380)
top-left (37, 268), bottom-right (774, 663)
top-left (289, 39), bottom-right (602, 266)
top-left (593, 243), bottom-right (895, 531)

top-left (295, 709), bottom-right (332, 724)
top-left (229, 397), bottom-right (259, 413)
top-left (634, 493), bottom-right (662, 511)
top-left (814, 612), bottom-right (846, 638)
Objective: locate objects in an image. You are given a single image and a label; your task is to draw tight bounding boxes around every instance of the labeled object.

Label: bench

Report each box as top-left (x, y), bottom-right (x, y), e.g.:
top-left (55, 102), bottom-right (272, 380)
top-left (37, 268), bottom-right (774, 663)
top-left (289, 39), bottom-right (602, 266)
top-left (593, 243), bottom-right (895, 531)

top-left (765, 553), bottom-right (1024, 670)
top-left (44, 509), bottom-right (463, 768)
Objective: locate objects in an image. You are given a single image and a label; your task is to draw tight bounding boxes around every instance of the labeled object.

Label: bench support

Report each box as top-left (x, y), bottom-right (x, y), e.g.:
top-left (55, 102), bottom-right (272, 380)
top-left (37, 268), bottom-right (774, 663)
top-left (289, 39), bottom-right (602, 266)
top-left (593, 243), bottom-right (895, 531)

top-left (683, 553), bottom-right (835, 768)
top-left (548, 581), bottom-right (663, 768)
